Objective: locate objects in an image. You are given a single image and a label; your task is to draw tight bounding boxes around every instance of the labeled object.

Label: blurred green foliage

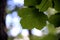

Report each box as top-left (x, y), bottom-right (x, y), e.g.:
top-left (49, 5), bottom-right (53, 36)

top-left (36, 0), bottom-right (52, 11)
top-left (49, 13), bottom-right (60, 27)
top-left (24, 0), bottom-right (42, 6)
top-left (8, 0), bottom-right (60, 40)
top-left (54, 0), bottom-right (60, 11)
top-left (30, 34), bottom-right (58, 40)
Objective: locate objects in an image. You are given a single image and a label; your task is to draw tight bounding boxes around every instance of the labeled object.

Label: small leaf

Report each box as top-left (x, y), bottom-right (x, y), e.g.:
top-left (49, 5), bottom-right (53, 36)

top-left (44, 7), bottom-right (57, 17)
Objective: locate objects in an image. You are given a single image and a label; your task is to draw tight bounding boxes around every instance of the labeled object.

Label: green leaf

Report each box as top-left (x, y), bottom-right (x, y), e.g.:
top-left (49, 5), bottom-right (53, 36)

top-left (48, 13), bottom-right (60, 27)
top-left (54, 0), bottom-right (60, 11)
top-left (47, 23), bottom-right (56, 34)
top-left (41, 34), bottom-right (58, 40)
top-left (30, 34), bottom-right (58, 40)
top-left (18, 8), bottom-right (48, 29)
top-left (44, 7), bottom-right (57, 18)
top-left (24, 0), bottom-right (42, 6)
top-left (36, 0), bottom-right (52, 11)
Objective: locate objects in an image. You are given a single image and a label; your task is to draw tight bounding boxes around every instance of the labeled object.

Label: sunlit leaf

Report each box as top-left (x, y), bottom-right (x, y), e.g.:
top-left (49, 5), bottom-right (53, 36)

top-left (44, 7), bottom-right (57, 17)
